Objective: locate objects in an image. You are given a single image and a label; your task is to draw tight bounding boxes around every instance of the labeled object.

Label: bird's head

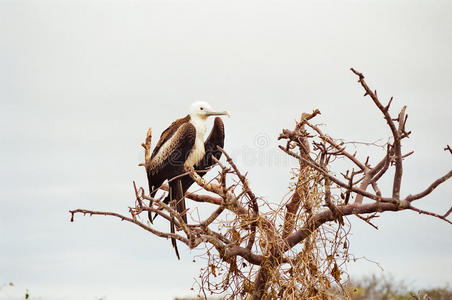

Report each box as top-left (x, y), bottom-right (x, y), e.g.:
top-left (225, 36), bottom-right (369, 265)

top-left (190, 101), bottom-right (230, 120)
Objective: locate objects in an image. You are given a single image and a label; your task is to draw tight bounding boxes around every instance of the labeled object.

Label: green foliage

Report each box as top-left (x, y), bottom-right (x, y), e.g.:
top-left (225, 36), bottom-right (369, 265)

top-left (344, 275), bottom-right (452, 300)
top-left (2, 279), bottom-right (451, 299)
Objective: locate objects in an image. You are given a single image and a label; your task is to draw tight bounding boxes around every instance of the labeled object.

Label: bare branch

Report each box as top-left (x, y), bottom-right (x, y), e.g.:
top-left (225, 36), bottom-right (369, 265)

top-left (138, 128), bottom-right (152, 167)
top-left (354, 213), bottom-right (379, 230)
top-left (350, 68), bottom-right (404, 200)
top-left (279, 145), bottom-right (399, 204)
top-left (305, 121), bottom-right (366, 171)
top-left (444, 144), bottom-right (452, 155)
top-left (405, 170), bottom-right (452, 202)
top-left (69, 209), bottom-right (189, 244)
top-left (409, 206), bottom-right (452, 225)
top-left (443, 206), bottom-right (452, 218)
top-left (285, 202), bottom-right (400, 249)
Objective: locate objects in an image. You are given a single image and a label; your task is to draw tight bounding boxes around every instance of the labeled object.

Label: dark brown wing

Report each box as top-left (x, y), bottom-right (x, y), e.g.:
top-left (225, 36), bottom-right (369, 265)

top-left (147, 122), bottom-right (196, 198)
top-left (180, 117), bottom-right (225, 193)
top-left (151, 114), bottom-right (191, 159)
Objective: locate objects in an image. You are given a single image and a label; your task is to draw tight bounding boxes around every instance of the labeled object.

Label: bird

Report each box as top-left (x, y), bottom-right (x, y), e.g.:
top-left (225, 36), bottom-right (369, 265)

top-left (146, 101), bottom-right (229, 259)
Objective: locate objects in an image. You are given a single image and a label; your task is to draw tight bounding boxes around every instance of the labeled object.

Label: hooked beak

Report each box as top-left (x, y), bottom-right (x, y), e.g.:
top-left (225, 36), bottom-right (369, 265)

top-left (206, 110), bottom-right (231, 118)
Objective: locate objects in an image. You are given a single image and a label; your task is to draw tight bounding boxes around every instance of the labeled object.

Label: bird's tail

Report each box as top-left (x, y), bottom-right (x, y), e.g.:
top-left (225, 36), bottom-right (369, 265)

top-left (147, 181), bottom-right (160, 224)
top-left (148, 186), bottom-right (156, 224)
top-left (171, 219), bottom-right (180, 260)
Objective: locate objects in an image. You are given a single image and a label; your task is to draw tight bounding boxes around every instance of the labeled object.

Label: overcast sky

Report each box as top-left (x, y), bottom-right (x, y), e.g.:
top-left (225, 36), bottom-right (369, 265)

top-left (1, 0), bottom-right (451, 299)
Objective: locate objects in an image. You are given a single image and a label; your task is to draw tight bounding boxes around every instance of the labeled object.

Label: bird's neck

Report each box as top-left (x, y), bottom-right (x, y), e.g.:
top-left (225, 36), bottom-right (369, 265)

top-left (189, 115), bottom-right (207, 137)
top-left (185, 115), bottom-right (207, 168)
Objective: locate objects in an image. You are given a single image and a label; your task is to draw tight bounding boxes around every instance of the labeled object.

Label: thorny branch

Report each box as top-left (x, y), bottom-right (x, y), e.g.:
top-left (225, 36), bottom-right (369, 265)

top-left (70, 69), bottom-right (451, 299)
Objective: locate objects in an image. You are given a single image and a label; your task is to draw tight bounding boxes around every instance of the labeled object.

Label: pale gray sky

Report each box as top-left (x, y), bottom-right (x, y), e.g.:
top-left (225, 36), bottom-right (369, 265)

top-left (1, 0), bottom-right (451, 299)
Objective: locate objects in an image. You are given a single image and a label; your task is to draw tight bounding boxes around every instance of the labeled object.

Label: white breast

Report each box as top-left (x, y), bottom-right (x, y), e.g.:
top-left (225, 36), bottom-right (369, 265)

top-left (185, 117), bottom-right (207, 168)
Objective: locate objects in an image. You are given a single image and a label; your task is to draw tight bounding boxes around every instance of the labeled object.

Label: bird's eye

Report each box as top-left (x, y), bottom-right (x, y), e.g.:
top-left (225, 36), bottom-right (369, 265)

top-left (200, 107), bottom-right (204, 110)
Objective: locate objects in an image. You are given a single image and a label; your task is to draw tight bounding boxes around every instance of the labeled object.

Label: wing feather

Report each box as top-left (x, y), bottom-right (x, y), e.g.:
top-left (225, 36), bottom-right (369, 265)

top-left (151, 114), bottom-right (190, 159)
top-left (180, 117), bottom-right (225, 193)
top-left (147, 122), bottom-right (196, 199)
top-left (148, 122), bottom-right (196, 176)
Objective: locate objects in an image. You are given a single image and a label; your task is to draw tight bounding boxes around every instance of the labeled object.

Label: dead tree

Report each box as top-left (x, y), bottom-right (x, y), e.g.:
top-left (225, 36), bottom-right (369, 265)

top-left (70, 69), bottom-right (452, 299)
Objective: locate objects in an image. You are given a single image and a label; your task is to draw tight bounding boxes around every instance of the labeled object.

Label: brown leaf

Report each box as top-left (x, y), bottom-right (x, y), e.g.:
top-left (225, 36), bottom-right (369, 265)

top-left (210, 264), bottom-right (217, 277)
top-left (331, 262), bottom-right (341, 282)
